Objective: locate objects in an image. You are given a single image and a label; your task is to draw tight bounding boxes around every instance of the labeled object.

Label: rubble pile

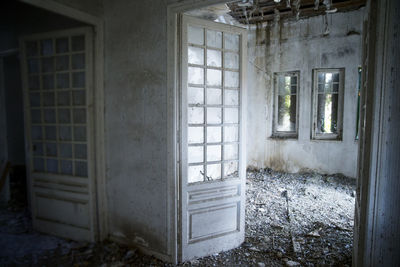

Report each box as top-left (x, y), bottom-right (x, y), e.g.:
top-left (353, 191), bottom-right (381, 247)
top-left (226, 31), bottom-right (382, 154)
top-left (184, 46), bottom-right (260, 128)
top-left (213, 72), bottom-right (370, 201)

top-left (0, 168), bottom-right (355, 266)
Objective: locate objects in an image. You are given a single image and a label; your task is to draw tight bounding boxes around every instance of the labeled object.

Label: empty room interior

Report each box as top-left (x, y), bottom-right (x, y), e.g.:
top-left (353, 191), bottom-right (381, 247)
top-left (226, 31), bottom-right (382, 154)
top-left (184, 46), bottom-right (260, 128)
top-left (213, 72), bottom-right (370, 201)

top-left (0, 0), bottom-right (399, 266)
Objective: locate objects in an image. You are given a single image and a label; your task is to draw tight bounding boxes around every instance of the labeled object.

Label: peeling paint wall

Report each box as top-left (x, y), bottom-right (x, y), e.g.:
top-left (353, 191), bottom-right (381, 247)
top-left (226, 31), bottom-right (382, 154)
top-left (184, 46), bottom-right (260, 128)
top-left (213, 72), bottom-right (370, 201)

top-left (247, 9), bottom-right (365, 177)
top-left (104, 0), bottom-right (169, 256)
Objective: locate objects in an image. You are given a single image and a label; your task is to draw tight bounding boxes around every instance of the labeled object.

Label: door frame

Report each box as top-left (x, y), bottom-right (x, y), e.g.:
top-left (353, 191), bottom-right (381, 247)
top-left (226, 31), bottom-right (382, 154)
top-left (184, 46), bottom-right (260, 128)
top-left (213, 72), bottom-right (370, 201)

top-left (18, 0), bottom-right (107, 241)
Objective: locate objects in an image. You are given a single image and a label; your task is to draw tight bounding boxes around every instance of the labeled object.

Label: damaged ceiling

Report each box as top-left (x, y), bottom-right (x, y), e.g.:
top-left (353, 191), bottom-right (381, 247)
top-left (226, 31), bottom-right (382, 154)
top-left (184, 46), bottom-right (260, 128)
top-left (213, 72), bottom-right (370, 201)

top-left (227, 0), bottom-right (367, 24)
top-left (186, 0), bottom-right (366, 25)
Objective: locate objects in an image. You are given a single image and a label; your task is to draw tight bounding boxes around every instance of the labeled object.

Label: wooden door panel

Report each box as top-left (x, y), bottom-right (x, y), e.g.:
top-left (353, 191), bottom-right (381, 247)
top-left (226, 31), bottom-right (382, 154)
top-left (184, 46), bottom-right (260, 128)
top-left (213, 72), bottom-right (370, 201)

top-left (180, 15), bottom-right (247, 261)
top-left (21, 27), bottom-right (96, 241)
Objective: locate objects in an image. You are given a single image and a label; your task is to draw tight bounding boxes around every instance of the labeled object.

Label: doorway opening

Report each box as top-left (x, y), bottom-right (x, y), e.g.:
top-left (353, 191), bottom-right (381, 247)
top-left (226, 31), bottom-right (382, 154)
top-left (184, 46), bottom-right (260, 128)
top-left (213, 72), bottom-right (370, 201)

top-left (178, 0), bottom-right (366, 264)
top-left (0, 2), bottom-right (106, 264)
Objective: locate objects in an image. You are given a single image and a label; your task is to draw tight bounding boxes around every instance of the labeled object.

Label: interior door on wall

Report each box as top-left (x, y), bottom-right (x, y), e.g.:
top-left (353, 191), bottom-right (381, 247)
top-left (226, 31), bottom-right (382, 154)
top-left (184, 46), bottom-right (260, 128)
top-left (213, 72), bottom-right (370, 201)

top-left (180, 15), bottom-right (247, 261)
top-left (21, 27), bottom-right (97, 241)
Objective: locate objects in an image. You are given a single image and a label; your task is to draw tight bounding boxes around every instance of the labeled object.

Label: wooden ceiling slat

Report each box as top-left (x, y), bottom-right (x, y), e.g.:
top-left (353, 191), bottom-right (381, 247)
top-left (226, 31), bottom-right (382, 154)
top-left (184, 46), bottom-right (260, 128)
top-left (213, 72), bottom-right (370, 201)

top-left (227, 0), bottom-right (366, 24)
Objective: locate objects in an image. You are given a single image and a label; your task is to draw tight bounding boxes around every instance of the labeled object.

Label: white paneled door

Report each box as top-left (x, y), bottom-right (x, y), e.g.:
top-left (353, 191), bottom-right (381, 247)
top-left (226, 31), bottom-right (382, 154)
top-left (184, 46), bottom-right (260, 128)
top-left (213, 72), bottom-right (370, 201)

top-left (21, 27), bottom-right (97, 241)
top-left (180, 15), bottom-right (247, 261)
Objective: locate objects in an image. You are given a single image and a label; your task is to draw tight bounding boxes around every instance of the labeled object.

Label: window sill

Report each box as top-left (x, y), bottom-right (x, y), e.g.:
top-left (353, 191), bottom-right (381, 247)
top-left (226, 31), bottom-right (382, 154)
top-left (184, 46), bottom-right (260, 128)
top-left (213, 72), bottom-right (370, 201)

top-left (311, 135), bottom-right (342, 142)
top-left (270, 134), bottom-right (298, 140)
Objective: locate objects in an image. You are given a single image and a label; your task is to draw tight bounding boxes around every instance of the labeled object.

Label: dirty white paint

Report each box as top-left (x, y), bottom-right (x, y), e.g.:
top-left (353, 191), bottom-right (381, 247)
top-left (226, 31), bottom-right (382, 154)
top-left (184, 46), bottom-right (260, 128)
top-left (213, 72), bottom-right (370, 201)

top-left (246, 9), bottom-right (365, 178)
top-left (104, 0), bottom-right (170, 257)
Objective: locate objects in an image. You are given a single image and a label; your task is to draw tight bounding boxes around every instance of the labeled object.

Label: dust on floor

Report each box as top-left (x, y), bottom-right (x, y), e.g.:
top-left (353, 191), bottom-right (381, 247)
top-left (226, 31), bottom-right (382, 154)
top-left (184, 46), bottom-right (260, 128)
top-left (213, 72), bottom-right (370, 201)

top-left (0, 169), bottom-right (355, 266)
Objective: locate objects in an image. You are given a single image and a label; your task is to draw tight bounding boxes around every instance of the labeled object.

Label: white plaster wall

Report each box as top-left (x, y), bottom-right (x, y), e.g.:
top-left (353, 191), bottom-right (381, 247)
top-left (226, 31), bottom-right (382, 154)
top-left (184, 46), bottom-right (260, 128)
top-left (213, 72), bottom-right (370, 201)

top-left (104, 0), bottom-right (170, 255)
top-left (247, 9), bottom-right (365, 178)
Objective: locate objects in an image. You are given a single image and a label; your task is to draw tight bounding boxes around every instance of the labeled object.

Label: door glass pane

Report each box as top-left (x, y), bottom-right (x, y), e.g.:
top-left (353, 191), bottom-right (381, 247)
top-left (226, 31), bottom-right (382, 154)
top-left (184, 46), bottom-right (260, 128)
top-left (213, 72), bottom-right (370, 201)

top-left (41, 57), bottom-right (54, 73)
top-left (225, 108), bottom-right (239, 123)
top-left (224, 161), bottom-right (238, 178)
top-left (72, 54), bottom-right (85, 69)
top-left (74, 144), bottom-right (87, 159)
top-left (28, 59), bottom-right (40, 74)
top-left (188, 67), bottom-right (204, 85)
top-left (206, 30), bottom-right (222, 48)
top-left (207, 88), bottom-right (222, 105)
top-left (188, 47), bottom-right (204, 65)
top-left (43, 92), bottom-right (55, 106)
top-left (60, 143), bottom-right (73, 158)
top-left (45, 126), bottom-right (57, 140)
top-left (72, 90), bottom-right (86, 106)
top-left (61, 160), bottom-right (73, 175)
top-left (56, 56), bottom-right (69, 71)
top-left (224, 52), bottom-right (239, 69)
top-left (31, 126), bottom-right (43, 140)
top-left (207, 163), bottom-right (221, 180)
top-left (45, 143), bottom-right (57, 157)
top-left (46, 159), bottom-right (58, 173)
top-left (207, 69), bottom-right (221, 87)
top-left (56, 38), bottom-right (69, 53)
top-left (75, 161), bottom-right (87, 177)
top-left (188, 146), bottom-right (204, 163)
top-left (188, 165), bottom-right (204, 183)
top-left (207, 108), bottom-right (222, 124)
top-left (224, 33), bottom-right (239, 51)
top-left (188, 26), bottom-right (204, 45)
top-left (44, 109), bottom-right (56, 123)
top-left (188, 107), bottom-right (204, 124)
top-left (207, 126), bottom-right (221, 143)
top-left (188, 127), bottom-right (204, 144)
top-left (56, 73), bottom-right (70, 89)
top-left (73, 108), bottom-right (86, 123)
top-left (207, 145), bottom-right (221, 162)
top-left (43, 74), bottom-right (55, 90)
top-left (33, 142), bottom-right (44, 156)
top-left (188, 87), bottom-right (204, 105)
top-left (40, 39), bottom-right (54, 56)
top-left (59, 126), bottom-right (72, 141)
top-left (72, 72), bottom-right (85, 88)
top-left (207, 49), bottom-right (221, 67)
top-left (225, 71), bottom-right (239, 88)
top-left (224, 144), bottom-right (238, 160)
top-left (225, 90), bottom-right (239, 106)
top-left (58, 109), bottom-right (71, 123)
top-left (73, 126), bottom-right (86, 141)
top-left (224, 125), bottom-right (239, 142)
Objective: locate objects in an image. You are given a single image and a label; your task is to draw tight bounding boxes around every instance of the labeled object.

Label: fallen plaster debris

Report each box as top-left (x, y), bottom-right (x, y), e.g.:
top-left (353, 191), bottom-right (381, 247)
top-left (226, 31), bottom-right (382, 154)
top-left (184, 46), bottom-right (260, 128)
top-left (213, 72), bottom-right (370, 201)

top-left (1, 168), bottom-right (355, 266)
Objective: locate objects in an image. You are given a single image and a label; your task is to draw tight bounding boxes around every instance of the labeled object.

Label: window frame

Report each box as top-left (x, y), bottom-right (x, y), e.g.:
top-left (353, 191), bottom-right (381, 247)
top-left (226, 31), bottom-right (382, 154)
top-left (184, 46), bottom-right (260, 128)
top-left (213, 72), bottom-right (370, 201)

top-left (312, 68), bottom-right (345, 140)
top-left (272, 71), bottom-right (300, 139)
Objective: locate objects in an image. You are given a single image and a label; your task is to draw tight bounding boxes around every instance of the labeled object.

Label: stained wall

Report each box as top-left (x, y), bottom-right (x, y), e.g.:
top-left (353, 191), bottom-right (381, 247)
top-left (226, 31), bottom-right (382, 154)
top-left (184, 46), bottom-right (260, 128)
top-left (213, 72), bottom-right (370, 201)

top-left (246, 9), bottom-right (365, 177)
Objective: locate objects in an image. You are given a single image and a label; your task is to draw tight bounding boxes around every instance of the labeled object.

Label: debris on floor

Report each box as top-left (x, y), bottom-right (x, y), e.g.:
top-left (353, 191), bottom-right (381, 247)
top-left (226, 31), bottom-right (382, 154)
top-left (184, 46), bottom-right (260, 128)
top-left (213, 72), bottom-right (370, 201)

top-left (0, 168), bottom-right (355, 266)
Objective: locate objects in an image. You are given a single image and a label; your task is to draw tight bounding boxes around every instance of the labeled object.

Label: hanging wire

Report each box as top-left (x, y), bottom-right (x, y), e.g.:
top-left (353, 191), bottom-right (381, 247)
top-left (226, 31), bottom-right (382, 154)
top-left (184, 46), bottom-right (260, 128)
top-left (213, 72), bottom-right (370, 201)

top-left (314, 0), bottom-right (320, 10)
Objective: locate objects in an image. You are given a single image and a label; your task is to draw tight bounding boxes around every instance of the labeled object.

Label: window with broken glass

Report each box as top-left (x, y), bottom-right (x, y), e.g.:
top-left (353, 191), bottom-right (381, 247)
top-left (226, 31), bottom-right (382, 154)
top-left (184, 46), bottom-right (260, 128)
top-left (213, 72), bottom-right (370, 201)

top-left (272, 71), bottom-right (299, 138)
top-left (312, 69), bottom-right (344, 140)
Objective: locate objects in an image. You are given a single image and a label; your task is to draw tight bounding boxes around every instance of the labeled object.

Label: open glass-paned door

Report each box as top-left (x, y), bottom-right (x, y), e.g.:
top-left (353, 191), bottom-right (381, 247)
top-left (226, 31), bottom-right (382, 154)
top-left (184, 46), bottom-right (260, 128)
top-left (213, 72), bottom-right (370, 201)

top-left (180, 15), bottom-right (247, 261)
top-left (21, 27), bottom-right (97, 241)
